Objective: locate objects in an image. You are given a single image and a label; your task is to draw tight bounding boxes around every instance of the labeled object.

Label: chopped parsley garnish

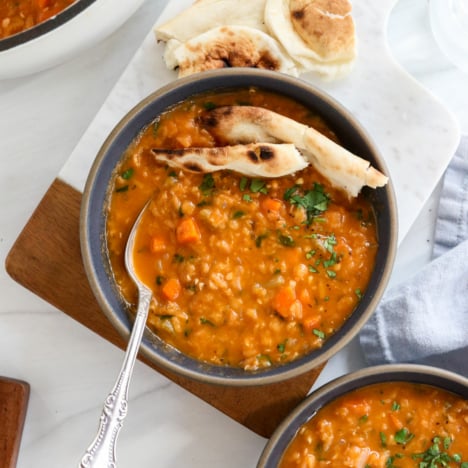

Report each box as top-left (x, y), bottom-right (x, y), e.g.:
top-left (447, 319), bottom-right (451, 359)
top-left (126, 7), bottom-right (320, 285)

top-left (308, 265), bottom-right (318, 273)
top-left (355, 288), bottom-right (363, 300)
top-left (394, 428), bottom-right (414, 445)
top-left (278, 233), bottom-right (295, 247)
top-left (158, 314), bottom-right (174, 320)
top-left (283, 183), bottom-right (330, 224)
top-left (358, 414), bottom-right (368, 423)
top-left (277, 340), bottom-right (287, 353)
top-left (121, 168), bottom-right (134, 180)
top-left (323, 251), bottom-right (338, 268)
top-left (199, 173), bottom-right (215, 196)
top-left (200, 317), bottom-right (215, 326)
top-left (239, 176), bottom-right (248, 191)
top-left (255, 233), bottom-right (268, 248)
top-left (412, 436), bottom-right (468, 467)
top-left (326, 270), bottom-right (337, 278)
top-left (391, 401), bottom-right (400, 411)
top-left (305, 249), bottom-right (316, 259)
top-left (323, 233), bottom-right (337, 253)
top-left (380, 431), bottom-right (387, 447)
top-left (203, 101), bottom-right (217, 110)
top-left (242, 193), bottom-right (252, 202)
top-left (232, 210), bottom-right (246, 219)
top-left (155, 275), bottom-right (165, 285)
top-left (313, 329), bottom-right (325, 339)
top-left (250, 178), bottom-right (268, 194)
top-left (173, 253), bottom-right (185, 263)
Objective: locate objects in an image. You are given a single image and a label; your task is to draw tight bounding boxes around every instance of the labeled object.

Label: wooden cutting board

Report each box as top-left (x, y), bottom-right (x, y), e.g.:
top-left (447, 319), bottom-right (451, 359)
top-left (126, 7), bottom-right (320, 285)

top-left (5, 178), bottom-right (323, 438)
top-left (0, 377), bottom-right (29, 468)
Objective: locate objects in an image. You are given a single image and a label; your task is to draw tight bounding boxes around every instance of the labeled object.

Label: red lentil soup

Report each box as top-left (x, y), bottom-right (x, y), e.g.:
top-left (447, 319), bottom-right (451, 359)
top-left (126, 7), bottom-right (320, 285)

top-left (279, 381), bottom-right (468, 468)
top-left (106, 87), bottom-right (379, 371)
top-left (0, 0), bottom-right (77, 39)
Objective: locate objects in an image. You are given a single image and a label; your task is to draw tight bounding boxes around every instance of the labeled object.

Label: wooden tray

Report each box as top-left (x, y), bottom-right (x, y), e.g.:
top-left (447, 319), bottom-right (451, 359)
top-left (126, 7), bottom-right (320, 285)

top-left (5, 178), bottom-right (323, 438)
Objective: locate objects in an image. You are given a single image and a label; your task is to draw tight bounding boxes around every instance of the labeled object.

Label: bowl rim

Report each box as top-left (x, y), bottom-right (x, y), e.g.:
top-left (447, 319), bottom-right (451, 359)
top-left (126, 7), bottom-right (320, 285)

top-left (0, 0), bottom-right (96, 52)
top-left (257, 363), bottom-right (468, 467)
top-left (80, 68), bottom-right (398, 386)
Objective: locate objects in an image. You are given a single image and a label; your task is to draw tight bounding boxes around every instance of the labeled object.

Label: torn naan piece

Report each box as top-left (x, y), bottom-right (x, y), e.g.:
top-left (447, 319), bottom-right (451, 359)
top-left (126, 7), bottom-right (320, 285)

top-left (164, 25), bottom-right (299, 77)
top-left (201, 106), bottom-right (387, 197)
top-left (154, 0), bottom-right (268, 43)
top-left (265, 0), bottom-right (356, 79)
top-left (151, 143), bottom-right (308, 177)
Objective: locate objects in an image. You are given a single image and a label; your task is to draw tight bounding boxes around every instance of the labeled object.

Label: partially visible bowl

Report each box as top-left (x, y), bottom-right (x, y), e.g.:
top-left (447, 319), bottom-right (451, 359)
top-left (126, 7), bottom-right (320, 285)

top-left (80, 68), bottom-right (398, 386)
top-left (257, 364), bottom-right (468, 467)
top-left (0, 0), bottom-right (145, 79)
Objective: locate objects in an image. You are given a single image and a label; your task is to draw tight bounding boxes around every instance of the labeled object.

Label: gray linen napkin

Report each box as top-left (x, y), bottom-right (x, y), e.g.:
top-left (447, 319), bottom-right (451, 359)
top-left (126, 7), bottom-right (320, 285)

top-left (359, 136), bottom-right (468, 376)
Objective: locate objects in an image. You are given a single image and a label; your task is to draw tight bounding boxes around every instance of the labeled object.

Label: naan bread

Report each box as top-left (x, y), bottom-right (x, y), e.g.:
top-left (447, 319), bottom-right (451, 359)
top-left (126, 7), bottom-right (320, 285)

top-left (155, 0), bottom-right (267, 43)
top-left (164, 25), bottom-right (298, 77)
top-left (201, 106), bottom-right (387, 197)
top-left (264, 0), bottom-right (356, 79)
top-left (151, 143), bottom-right (308, 177)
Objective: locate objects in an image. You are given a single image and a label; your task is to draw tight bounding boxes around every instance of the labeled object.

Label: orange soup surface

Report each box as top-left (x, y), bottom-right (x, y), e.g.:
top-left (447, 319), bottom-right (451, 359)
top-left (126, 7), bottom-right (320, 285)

top-left (0, 0), bottom-right (77, 39)
top-left (280, 382), bottom-right (468, 468)
top-left (106, 87), bottom-right (379, 370)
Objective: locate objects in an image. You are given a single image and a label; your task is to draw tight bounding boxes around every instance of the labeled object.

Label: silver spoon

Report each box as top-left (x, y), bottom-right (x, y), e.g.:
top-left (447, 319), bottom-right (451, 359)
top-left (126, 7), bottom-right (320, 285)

top-left (80, 201), bottom-right (153, 468)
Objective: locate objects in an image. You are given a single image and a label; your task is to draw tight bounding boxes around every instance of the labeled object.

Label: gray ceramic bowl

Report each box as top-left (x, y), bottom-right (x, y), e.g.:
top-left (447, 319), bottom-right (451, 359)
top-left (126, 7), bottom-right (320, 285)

top-left (257, 364), bottom-right (468, 466)
top-left (80, 68), bottom-right (398, 386)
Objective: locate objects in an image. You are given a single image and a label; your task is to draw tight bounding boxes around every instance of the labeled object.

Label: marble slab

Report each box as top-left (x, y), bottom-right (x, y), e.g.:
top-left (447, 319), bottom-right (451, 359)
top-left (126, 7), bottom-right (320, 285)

top-left (59, 0), bottom-right (460, 244)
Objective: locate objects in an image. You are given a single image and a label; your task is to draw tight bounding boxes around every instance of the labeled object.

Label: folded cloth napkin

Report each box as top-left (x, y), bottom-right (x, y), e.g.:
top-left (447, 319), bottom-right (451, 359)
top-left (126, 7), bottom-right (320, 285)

top-left (359, 135), bottom-right (468, 376)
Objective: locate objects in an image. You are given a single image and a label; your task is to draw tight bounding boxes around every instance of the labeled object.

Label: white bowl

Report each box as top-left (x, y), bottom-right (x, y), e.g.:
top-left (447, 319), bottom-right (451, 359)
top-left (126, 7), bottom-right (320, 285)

top-left (0, 0), bottom-right (145, 80)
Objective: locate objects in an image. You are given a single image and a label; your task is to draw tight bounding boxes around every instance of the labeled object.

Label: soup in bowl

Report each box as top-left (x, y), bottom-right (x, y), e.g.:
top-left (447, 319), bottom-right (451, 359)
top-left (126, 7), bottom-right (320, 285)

top-left (257, 364), bottom-right (468, 467)
top-left (80, 69), bottom-right (397, 386)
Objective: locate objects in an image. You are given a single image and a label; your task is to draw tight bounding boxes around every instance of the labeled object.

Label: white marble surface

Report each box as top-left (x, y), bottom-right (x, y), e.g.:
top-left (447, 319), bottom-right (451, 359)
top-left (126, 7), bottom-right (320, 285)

top-left (0, 1), bottom-right (467, 467)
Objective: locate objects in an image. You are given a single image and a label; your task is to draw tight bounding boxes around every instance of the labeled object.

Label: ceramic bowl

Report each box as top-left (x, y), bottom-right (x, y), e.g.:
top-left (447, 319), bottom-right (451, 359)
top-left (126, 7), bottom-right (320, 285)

top-left (0, 0), bottom-right (145, 79)
top-left (257, 364), bottom-right (468, 467)
top-left (80, 68), bottom-right (398, 386)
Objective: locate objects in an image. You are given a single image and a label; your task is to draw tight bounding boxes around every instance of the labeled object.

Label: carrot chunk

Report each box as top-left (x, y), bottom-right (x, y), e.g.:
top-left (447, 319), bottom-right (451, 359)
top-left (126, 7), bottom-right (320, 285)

top-left (162, 278), bottom-right (181, 301)
top-left (302, 316), bottom-right (321, 333)
top-left (176, 217), bottom-right (201, 244)
top-left (273, 285), bottom-right (296, 319)
top-left (261, 197), bottom-right (283, 213)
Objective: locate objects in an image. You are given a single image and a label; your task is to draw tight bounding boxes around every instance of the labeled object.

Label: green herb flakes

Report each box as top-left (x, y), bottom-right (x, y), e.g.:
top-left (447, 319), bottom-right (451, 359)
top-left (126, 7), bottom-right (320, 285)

top-left (391, 401), bottom-right (400, 411)
top-left (232, 210), bottom-right (246, 219)
top-left (313, 329), bottom-right (325, 339)
top-left (278, 234), bottom-right (295, 247)
top-left (121, 168), bottom-right (134, 180)
top-left (255, 233), bottom-right (268, 248)
top-left (199, 173), bottom-right (215, 196)
top-left (200, 317), bottom-right (215, 326)
top-left (283, 182), bottom-right (330, 224)
top-left (239, 177), bottom-right (248, 191)
top-left (394, 427), bottom-right (414, 445)
top-left (250, 178), bottom-right (268, 194)
top-left (380, 431), bottom-right (387, 447)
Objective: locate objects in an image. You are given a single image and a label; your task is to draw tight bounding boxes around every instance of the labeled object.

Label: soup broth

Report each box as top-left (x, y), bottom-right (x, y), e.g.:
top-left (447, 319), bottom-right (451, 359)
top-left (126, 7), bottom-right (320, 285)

top-left (106, 87), bottom-right (379, 370)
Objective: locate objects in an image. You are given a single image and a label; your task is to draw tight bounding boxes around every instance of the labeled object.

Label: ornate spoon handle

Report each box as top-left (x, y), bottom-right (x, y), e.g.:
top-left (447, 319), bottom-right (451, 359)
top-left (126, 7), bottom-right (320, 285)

top-left (79, 285), bottom-right (152, 468)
